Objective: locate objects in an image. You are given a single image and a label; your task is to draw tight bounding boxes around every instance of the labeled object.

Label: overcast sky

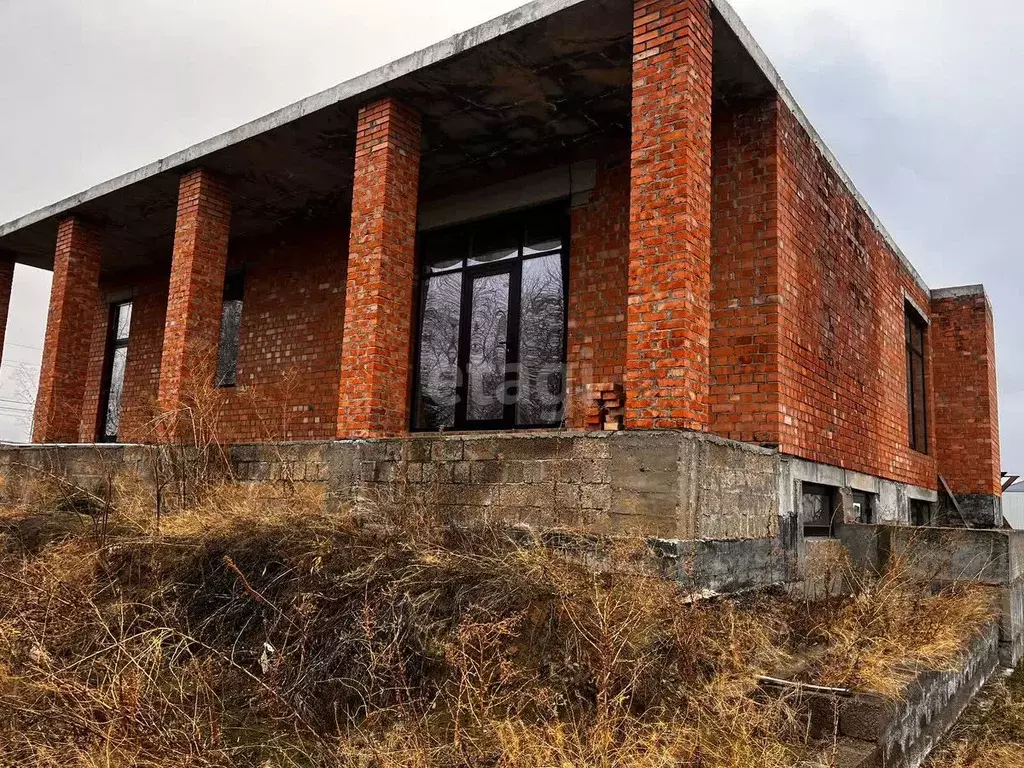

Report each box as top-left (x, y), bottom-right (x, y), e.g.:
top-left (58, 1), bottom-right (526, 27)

top-left (0, 0), bottom-right (1021, 470)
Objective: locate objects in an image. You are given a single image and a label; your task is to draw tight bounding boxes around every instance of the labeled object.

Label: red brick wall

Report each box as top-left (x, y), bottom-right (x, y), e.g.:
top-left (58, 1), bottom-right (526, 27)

top-left (337, 97), bottom-right (421, 438)
top-left (627, 0), bottom-right (714, 430)
top-left (566, 157), bottom-right (630, 428)
top-left (158, 169), bottom-right (232, 428)
top-left (78, 224), bottom-right (349, 444)
top-left (710, 98), bottom-right (782, 444)
top-left (33, 217), bottom-right (103, 443)
top-left (931, 290), bottom-right (1001, 496)
top-left (216, 226), bottom-right (348, 443)
top-left (774, 101), bottom-right (936, 489)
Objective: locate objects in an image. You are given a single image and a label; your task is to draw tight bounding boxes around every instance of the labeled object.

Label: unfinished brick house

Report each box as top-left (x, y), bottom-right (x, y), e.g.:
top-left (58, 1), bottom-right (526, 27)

top-left (0, 0), bottom-right (1003, 538)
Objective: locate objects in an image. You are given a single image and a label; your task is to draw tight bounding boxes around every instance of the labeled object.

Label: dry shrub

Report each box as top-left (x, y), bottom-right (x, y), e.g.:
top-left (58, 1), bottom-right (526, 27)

top-left (0, 470), bottom-right (1002, 767)
top-left (929, 665), bottom-right (1024, 767)
top-left (0, 479), bottom-right (818, 768)
top-left (801, 544), bottom-right (998, 698)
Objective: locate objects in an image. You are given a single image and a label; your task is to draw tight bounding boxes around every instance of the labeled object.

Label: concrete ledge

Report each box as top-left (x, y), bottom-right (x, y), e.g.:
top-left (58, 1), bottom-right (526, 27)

top-left (808, 623), bottom-right (1001, 768)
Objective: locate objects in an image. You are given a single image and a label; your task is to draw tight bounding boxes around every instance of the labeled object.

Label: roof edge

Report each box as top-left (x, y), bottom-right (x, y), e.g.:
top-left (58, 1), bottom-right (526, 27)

top-left (931, 284), bottom-right (988, 301)
top-left (710, 0), bottom-right (931, 296)
top-left (0, 0), bottom-right (587, 241)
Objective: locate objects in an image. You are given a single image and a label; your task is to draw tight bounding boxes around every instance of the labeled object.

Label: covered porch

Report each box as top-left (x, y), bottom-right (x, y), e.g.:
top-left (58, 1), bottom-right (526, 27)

top-left (0, 0), bottom-right (774, 446)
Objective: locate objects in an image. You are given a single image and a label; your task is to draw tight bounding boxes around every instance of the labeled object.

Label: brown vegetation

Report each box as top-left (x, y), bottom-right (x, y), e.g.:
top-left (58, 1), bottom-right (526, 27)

top-left (0, 470), bottom-right (1000, 767)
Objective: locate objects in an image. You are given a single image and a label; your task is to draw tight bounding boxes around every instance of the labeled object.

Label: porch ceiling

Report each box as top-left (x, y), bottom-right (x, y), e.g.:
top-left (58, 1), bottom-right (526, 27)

top-left (0, 0), bottom-right (771, 274)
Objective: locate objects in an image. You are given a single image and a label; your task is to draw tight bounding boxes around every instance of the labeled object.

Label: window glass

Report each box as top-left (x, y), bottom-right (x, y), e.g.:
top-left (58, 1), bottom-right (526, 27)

top-left (415, 273), bottom-right (462, 430)
top-left (517, 254), bottom-right (565, 426)
top-left (469, 225), bottom-right (518, 266)
top-left (524, 211), bottom-right (564, 255)
top-left (103, 346), bottom-right (128, 440)
top-left (115, 303), bottom-right (133, 341)
top-left (466, 273), bottom-right (509, 421)
top-left (422, 230), bottom-right (469, 273)
top-left (216, 273), bottom-right (245, 388)
top-left (101, 301), bottom-right (132, 442)
top-left (413, 203), bottom-right (568, 431)
top-left (802, 483), bottom-right (837, 538)
top-left (905, 304), bottom-right (928, 453)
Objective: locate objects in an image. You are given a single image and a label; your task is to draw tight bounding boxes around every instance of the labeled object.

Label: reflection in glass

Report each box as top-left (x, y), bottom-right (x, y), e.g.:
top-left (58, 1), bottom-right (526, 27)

top-left (517, 255), bottom-right (565, 425)
top-left (103, 346), bottom-right (127, 440)
top-left (115, 304), bottom-right (133, 340)
top-left (467, 273), bottom-right (509, 421)
top-left (470, 227), bottom-right (518, 266)
top-left (216, 298), bottom-right (244, 387)
top-left (416, 273), bottom-right (462, 430)
top-left (524, 214), bottom-right (563, 255)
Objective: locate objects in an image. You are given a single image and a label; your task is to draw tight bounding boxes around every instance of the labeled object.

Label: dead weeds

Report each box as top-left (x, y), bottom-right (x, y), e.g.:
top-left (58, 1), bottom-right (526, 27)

top-left (0, 473), bottom-right (1001, 767)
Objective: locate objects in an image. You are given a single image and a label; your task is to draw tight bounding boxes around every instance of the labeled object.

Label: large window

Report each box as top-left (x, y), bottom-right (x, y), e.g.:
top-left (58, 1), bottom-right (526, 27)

top-left (905, 303), bottom-right (928, 453)
top-left (413, 204), bottom-right (569, 431)
top-left (216, 272), bottom-right (244, 388)
top-left (99, 301), bottom-right (132, 443)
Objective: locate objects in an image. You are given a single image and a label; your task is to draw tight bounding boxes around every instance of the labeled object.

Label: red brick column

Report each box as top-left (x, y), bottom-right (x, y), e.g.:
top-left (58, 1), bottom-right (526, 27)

top-left (157, 169), bottom-right (232, 429)
top-left (33, 218), bottom-right (103, 443)
top-left (337, 97), bottom-right (421, 438)
top-left (0, 256), bottom-right (13, 373)
top-left (627, 0), bottom-right (714, 430)
top-left (931, 286), bottom-right (1002, 526)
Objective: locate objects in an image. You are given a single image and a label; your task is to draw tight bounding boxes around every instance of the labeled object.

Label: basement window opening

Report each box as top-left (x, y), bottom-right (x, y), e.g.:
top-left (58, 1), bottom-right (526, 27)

top-left (216, 272), bottom-right (244, 388)
top-left (852, 491), bottom-right (874, 525)
top-left (412, 203), bottom-right (569, 432)
top-left (802, 483), bottom-right (839, 538)
top-left (905, 303), bottom-right (928, 454)
top-left (910, 499), bottom-right (933, 527)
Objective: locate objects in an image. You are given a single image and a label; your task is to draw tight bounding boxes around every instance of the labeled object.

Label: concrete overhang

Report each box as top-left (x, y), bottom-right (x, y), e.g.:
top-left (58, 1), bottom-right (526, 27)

top-left (0, 0), bottom-right (929, 295)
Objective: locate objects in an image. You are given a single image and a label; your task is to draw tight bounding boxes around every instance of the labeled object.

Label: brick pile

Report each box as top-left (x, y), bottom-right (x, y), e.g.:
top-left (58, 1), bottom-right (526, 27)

top-left (584, 382), bottom-right (625, 432)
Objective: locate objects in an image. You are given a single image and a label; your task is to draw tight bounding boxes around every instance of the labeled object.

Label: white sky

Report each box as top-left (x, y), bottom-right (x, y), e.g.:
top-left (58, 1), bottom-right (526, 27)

top-left (1, 0), bottom-right (1022, 469)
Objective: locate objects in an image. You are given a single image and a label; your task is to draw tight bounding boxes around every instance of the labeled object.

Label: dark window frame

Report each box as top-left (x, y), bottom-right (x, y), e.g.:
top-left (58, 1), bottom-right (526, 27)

top-left (905, 302), bottom-right (929, 454)
top-left (411, 203), bottom-right (571, 432)
top-left (97, 301), bottom-right (133, 443)
top-left (215, 271), bottom-right (245, 388)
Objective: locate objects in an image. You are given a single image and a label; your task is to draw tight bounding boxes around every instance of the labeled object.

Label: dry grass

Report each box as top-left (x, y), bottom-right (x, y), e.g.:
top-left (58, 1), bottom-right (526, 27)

top-left (0, 470), bottom-right (1002, 767)
top-left (795, 544), bottom-right (998, 698)
top-left (929, 665), bottom-right (1024, 767)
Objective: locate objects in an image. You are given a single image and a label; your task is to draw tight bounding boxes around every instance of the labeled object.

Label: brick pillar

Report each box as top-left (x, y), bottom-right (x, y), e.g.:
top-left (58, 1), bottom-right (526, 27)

top-left (337, 97), bottom-right (421, 438)
top-left (0, 255), bottom-right (13, 373)
top-left (626, 0), bottom-right (714, 430)
top-left (33, 218), bottom-right (103, 443)
top-left (931, 286), bottom-right (1002, 527)
top-left (157, 169), bottom-right (232, 430)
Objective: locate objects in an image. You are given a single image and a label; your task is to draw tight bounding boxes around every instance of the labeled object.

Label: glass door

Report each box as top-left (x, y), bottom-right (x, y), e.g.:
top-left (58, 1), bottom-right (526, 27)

top-left (456, 266), bottom-right (515, 428)
top-left (413, 204), bottom-right (568, 431)
top-left (99, 302), bottom-right (132, 442)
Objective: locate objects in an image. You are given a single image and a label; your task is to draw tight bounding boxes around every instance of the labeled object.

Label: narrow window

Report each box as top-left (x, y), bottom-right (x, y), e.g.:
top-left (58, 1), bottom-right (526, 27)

top-left (802, 483), bottom-right (838, 538)
top-left (99, 301), bottom-right (132, 442)
top-left (216, 272), bottom-right (244, 388)
top-left (905, 304), bottom-right (928, 453)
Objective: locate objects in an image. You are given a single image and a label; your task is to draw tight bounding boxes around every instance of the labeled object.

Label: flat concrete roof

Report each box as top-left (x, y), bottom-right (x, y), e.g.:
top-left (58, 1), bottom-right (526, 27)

top-left (0, 0), bottom-right (931, 295)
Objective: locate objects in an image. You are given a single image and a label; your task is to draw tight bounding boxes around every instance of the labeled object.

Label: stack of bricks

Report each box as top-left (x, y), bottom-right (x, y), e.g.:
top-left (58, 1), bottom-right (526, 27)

top-left (584, 382), bottom-right (625, 431)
